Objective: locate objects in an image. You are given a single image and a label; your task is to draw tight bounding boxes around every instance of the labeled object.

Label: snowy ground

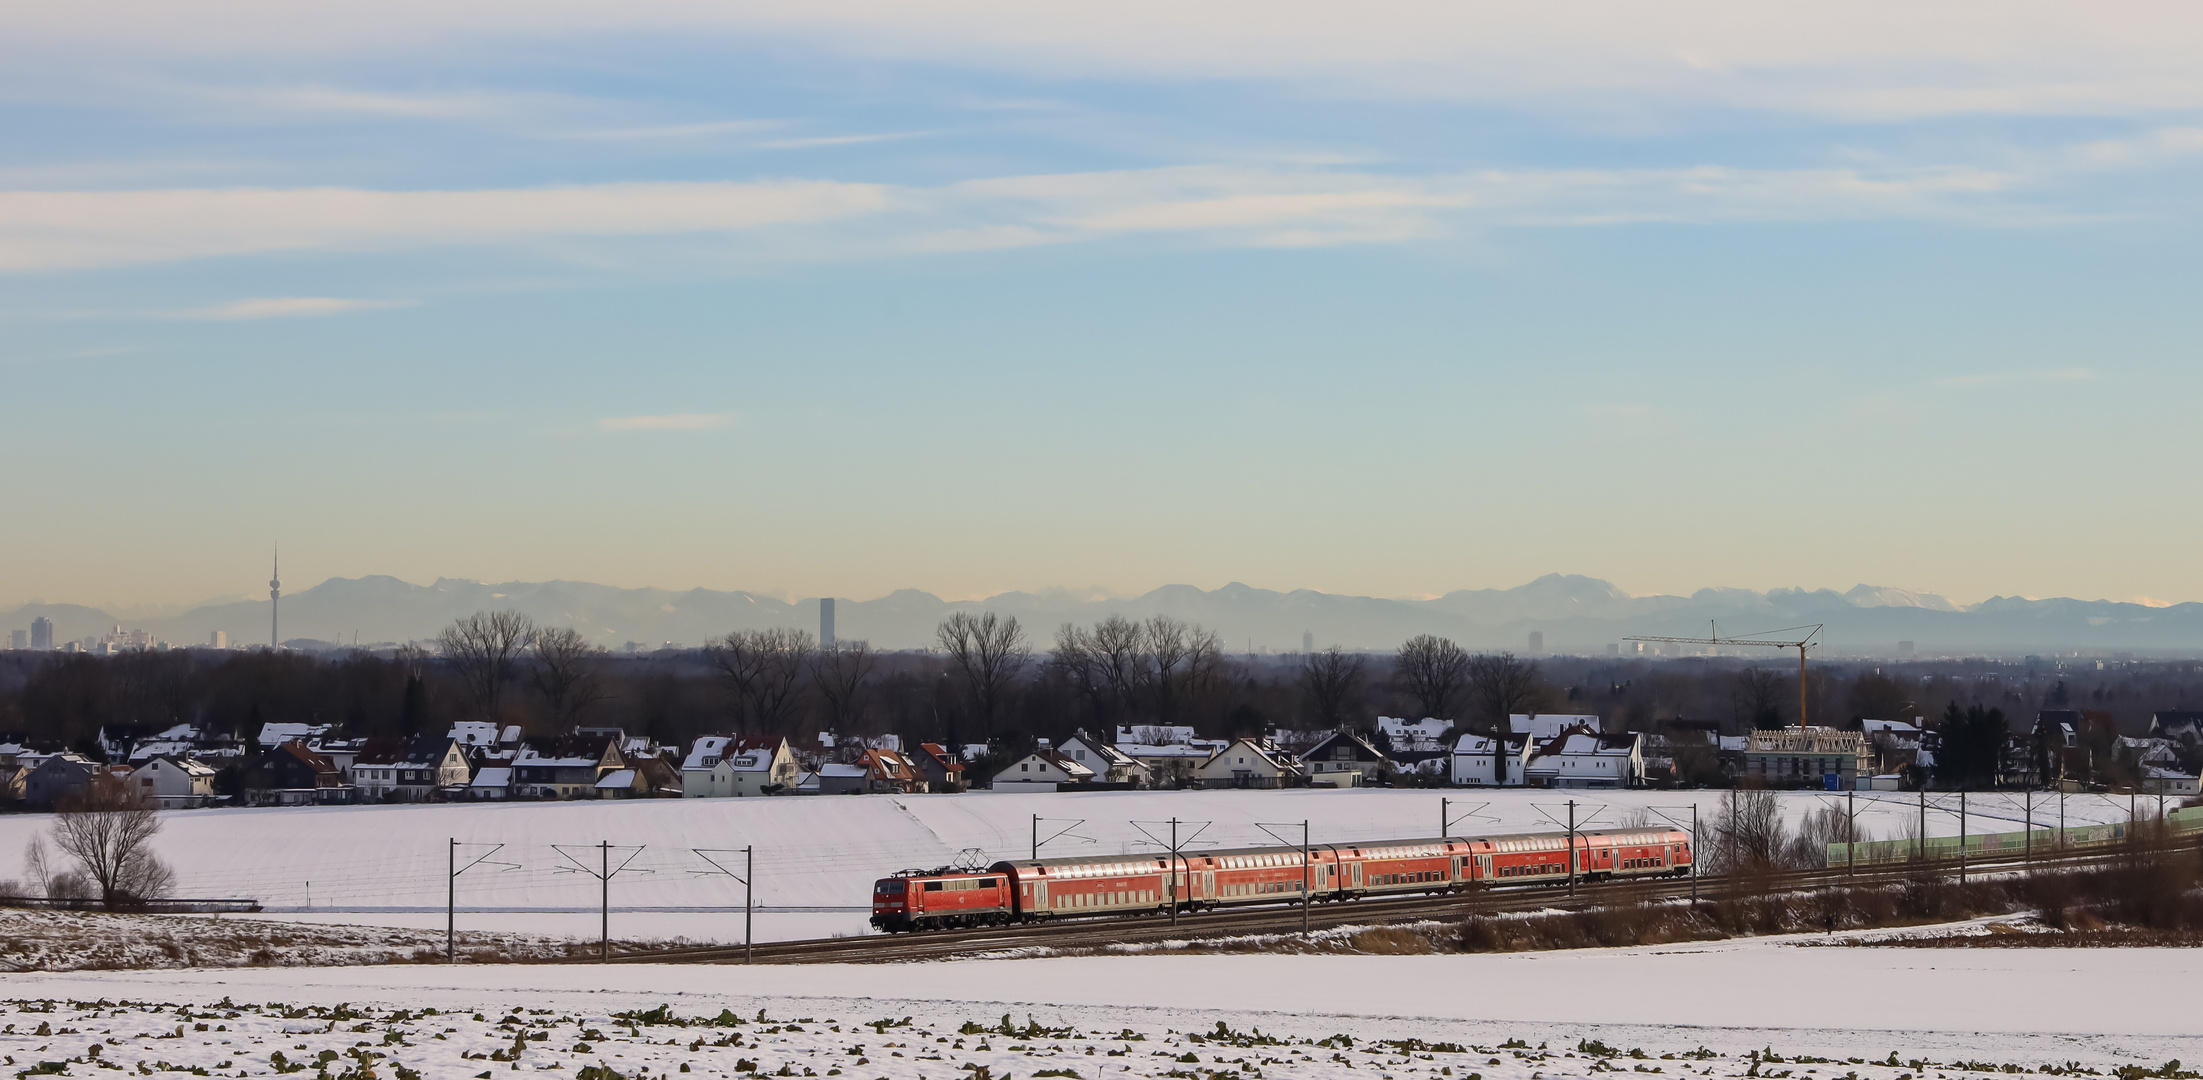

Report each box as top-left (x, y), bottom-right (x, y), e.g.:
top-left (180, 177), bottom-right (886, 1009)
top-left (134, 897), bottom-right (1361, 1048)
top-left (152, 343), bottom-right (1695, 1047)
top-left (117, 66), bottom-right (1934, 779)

top-left (0, 789), bottom-right (2153, 944)
top-left (3, 933), bottom-right (2196, 1080)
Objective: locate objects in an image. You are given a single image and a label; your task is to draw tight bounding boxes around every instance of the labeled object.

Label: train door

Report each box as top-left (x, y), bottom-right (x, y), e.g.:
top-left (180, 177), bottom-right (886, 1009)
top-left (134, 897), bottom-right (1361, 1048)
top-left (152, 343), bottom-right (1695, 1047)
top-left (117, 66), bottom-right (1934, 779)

top-left (1474, 854), bottom-right (1493, 882)
top-left (1033, 879), bottom-right (1048, 913)
top-left (1201, 870), bottom-right (1216, 902)
top-left (1349, 861), bottom-right (1363, 889)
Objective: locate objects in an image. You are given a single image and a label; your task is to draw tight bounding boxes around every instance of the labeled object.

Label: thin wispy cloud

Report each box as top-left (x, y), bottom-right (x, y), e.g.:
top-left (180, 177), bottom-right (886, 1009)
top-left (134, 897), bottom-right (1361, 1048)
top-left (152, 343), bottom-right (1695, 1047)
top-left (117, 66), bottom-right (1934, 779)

top-left (562, 119), bottom-right (783, 141)
top-left (1935, 367), bottom-right (2097, 388)
top-left (0, 130), bottom-right (2167, 274)
top-left (597, 412), bottom-right (731, 432)
top-left (756, 131), bottom-right (934, 150)
top-left (13, 1), bottom-right (2203, 121)
top-left (175, 296), bottom-right (409, 320)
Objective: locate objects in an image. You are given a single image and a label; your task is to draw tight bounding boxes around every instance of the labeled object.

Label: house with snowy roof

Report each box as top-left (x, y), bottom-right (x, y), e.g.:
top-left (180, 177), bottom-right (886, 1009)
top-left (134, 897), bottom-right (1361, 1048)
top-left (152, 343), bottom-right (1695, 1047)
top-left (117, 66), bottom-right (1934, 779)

top-left (1194, 738), bottom-right (1306, 790)
top-left (512, 734), bottom-right (624, 799)
top-left (1059, 731), bottom-right (1151, 787)
top-left (354, 735), bottom-right (472, 801)
top-left (1449, 731), bottom-right (1531, 787)
top-left (682, 735), bottom-right (801, 797)
top-left (1301, 731), bottom-right (1388, 786)
top-left (1521, 728), bottom-right (1643, 789)
top-left (990, 746), bottom-right (1097, 792)
top-left (128, 756), bottom-right (218, 808)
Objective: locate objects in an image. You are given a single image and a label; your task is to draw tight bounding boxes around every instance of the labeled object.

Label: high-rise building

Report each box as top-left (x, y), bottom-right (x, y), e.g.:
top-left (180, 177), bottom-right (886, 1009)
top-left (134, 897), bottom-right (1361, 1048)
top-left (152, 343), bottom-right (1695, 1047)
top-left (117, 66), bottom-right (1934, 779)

top-left (211, 630), bottom-right (228, 650)
top-left (8, 630), bottom-right (25, 650)
top-left (29, 616), bottom-right (53, 650)
top-left (1302, 630), bottom-right (1314, 654)
top-left (269, 546), bottom-right (282, 649)
top-left (1528, 630), bottom-right (1545, 655)
top-left (819, 597), bottom-right (836, 649)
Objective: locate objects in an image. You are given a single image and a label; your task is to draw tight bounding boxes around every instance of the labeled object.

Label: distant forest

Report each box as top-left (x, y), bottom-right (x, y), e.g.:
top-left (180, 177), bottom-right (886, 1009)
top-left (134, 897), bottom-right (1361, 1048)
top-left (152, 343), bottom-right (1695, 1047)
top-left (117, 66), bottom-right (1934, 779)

top-left (7, 610), bottom-right (2203, 771)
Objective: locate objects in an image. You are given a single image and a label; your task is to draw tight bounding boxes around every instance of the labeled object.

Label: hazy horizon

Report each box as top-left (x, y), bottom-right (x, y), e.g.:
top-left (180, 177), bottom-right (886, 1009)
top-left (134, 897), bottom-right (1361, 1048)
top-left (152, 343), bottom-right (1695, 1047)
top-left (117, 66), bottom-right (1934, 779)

top-left (3, 569), bottom-right (2178, 617)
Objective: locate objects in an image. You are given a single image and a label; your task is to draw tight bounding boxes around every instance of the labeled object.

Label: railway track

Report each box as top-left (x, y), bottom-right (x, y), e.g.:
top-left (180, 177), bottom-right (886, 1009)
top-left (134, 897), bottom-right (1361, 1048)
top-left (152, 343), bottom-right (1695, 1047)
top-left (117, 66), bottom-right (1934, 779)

top-left (587, 844), bottom-right (2144, 966)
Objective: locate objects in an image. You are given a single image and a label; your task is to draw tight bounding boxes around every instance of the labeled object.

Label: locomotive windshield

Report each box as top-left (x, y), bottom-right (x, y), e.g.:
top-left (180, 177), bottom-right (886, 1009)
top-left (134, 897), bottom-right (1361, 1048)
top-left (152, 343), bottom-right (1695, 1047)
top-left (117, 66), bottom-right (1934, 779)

top-left (876, 879), bottom-right (905, 895)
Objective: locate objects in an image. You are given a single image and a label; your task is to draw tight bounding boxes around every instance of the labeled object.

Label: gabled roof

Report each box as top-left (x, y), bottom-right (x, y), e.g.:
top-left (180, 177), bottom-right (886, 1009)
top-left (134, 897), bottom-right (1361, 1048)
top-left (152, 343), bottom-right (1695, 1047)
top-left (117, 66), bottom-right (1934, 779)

top-left (1061, 733), bottom-right (1140, 768)
top-left (861, 748), bottom-right (923, 782)
top-left (1303, 731), bottom-right (1388, 763)
top-left (1024, 748), bottom-right (1096, 780)
top-left (683, 735), bottom-right (733, 771)
top-left (273, 740), bottom-right (339, 774)
top-left (514, 735), bottom-right (620, 768)
top-left (595, 769), bottom-right (638, 789)
top-left (1198, 738), bottom-right (1300, 774)
top-left (1450, 731), bottom-right (1529, 754)
top-left (134, 756), bottom-right (217, 778)
top-left (918, 743), bottom-right (966, 775)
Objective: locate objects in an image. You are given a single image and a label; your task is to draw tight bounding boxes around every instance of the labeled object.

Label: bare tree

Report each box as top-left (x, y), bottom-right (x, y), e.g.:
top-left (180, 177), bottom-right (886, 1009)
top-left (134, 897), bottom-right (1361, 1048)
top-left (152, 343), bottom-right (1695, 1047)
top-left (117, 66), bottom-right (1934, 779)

top-left (437, 611), bottom-right (535, 720)
top-left (53, 779), bottom-right (174, 908)
top-left (1140, 616), bottom-right (1193, 722)
top-left (1464, 651), bottom-right (1547, 730)
top-left (1394, 634), bottom-right (1471, 719)
top-left (1732, 667), bottom-right (1787, 729)
top-left (1090, 615), bottom-right (1144, 719)
top-left (707, 628), bottom-right (815, 734)
top-left (1299, 645), bottom-right (1366, 729)
top-left (1052, 623), bottom-right (1110, 727)
top-left (937, 612), bottom-right (1030, 738)
top-left (532, 626), bottom-right (607, 727)
top-left (810, 639), bottom-right (877, 734)
top-left (1707, 788), bottom-right (1787, 873)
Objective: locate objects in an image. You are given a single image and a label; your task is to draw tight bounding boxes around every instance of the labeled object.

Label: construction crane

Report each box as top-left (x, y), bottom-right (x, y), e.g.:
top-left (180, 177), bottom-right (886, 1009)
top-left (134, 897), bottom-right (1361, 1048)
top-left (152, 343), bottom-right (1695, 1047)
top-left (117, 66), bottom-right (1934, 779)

top-left (1625, 622), bottom-right (1825, 727)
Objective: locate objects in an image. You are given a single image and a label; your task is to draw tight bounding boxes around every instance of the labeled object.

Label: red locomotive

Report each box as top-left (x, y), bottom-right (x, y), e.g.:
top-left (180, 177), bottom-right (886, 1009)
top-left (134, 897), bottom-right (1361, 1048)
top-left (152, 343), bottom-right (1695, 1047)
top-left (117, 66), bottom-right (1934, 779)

top-left (870, 827), bottom-right (1691, 932)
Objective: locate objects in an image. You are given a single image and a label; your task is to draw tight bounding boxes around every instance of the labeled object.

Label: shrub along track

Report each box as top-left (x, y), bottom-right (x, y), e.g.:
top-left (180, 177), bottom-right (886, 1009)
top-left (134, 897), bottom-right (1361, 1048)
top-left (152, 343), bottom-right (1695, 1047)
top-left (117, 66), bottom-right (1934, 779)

top-left (564, 845), bottom-right (2151, 965)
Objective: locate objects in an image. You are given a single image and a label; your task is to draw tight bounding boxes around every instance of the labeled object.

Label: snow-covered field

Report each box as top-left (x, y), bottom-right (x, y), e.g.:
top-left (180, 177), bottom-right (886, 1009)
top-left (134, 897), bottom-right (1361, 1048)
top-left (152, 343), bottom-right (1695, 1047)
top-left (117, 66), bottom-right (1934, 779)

top-left (0, 789), bottom-right (2150, 944)
top-left (3, 933), bottom-right (2196, 1080)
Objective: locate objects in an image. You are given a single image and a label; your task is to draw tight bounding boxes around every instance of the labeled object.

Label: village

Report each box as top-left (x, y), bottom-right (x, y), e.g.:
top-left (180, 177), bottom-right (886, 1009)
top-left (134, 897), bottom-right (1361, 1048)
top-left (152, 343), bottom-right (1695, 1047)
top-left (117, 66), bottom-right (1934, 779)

top-left (7, 705), bottom-right (2201, 811)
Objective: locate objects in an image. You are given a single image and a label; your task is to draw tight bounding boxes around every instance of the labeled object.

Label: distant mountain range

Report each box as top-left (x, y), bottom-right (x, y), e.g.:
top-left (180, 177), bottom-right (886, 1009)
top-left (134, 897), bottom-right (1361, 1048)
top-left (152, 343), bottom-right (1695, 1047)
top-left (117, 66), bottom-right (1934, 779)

top-left (8, 574), bottom-right (2203, 656)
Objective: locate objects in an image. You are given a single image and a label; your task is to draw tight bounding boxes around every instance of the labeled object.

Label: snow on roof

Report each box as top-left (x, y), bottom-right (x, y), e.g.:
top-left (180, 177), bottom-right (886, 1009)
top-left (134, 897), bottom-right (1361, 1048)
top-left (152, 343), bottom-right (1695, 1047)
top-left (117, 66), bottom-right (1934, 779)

top-left (1117, 742), bottom-right (1212, 759)
top-left (257, 722), bottom-right (331, 748)
top-left (595, 769), bottom-right (638, 789)
top-left (471, 767), bottom-right (513, 787)
top-left (448, 721), bottom-right (503, 746)
top-left (1509, 714), bottom-right (1601, 739)
top-left (1861, 718), bottom-right (1922, 735)
top-left (820, 763), bottom-right (867, 778)
top-left (1451, 732), bottom-right (1527, 754)
top-left (683, 736), bottom-right (732, 771)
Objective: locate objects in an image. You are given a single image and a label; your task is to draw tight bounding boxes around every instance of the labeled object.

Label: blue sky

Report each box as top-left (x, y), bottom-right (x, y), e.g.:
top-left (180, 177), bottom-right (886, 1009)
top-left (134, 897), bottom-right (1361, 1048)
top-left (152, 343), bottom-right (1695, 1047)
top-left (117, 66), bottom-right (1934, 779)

top-left (5, 1), bottom-right (2203, 610)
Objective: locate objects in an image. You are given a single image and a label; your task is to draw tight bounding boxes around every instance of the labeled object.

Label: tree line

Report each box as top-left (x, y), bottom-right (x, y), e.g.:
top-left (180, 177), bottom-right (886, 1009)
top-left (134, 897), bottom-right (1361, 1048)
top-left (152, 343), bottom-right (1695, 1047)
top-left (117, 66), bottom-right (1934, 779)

top-left (8, 615), bottom-right (2203, 783)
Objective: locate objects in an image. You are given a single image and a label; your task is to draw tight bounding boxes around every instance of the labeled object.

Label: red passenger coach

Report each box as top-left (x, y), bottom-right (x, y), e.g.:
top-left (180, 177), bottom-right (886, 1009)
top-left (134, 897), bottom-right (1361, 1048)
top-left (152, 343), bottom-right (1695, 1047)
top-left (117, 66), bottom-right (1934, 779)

top-left (990, 854), bottom-right (1173, 920)
top-left (1468, 828), bottom-right (1692, 884)
top-left (870, 869), bottom-right (1013, 932)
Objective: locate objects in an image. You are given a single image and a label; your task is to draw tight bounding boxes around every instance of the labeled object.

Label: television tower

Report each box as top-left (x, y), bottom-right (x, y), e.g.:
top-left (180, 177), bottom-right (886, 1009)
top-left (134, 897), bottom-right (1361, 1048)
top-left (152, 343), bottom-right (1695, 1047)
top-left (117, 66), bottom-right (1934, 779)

top-left (269, 546), bottom-right (282, 649)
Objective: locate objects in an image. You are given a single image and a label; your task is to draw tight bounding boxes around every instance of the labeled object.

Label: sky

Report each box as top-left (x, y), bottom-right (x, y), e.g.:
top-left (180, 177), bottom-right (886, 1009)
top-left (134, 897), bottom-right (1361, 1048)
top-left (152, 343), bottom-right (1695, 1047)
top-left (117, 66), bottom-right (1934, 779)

top-left (5, 1), bottom-right (2203, 611)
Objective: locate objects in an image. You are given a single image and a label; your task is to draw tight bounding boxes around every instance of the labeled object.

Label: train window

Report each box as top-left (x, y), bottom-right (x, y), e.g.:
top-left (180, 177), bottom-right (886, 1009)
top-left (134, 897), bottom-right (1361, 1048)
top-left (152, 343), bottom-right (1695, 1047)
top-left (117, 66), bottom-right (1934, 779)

top-left (878, 880), bottom-right (905, 895)
top-left (923, 881), bottom-right (943, 891)
top-left (984, 878), bottom-right (1000, 888)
